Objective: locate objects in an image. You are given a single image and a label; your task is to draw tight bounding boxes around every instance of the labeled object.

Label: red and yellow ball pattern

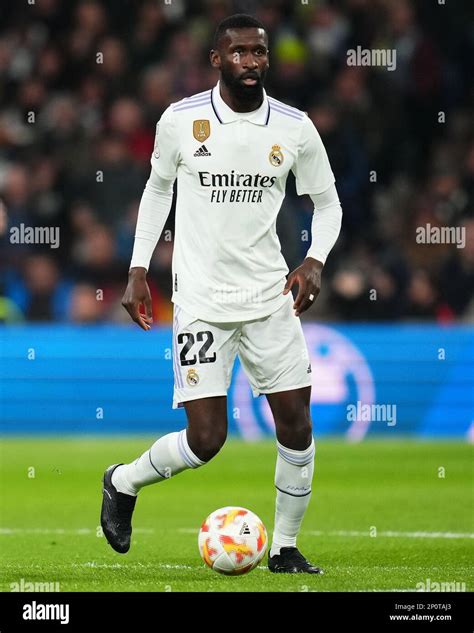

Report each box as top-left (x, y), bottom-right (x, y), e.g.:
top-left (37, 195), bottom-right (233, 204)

top-left (198, 506), bottom-right (267, 576)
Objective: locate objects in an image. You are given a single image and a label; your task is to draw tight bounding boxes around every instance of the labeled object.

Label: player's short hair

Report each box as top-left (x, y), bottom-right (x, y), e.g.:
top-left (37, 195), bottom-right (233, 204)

top-left (213, 14), bottom-right (267, 49)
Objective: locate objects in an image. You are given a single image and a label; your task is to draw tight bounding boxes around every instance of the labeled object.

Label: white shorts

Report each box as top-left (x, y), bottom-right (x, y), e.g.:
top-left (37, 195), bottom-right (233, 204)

top-left (172, 294), bottom-right (312, 409)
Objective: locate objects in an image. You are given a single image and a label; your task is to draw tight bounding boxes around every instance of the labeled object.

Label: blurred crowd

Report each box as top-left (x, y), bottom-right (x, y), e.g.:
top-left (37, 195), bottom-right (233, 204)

top-left (0, 0), bottom-right (473, 324)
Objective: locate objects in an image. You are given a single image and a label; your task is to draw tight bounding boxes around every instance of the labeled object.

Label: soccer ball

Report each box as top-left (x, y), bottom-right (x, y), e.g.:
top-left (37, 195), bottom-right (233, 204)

top-left (198, 506), bottom-right (267, 575)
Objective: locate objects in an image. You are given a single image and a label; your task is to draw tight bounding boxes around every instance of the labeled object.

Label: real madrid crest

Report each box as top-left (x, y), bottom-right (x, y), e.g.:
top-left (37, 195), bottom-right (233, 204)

top-left (269, 144), bottom-right (284, 167)
top-left (186, 368), bottom-right (200, 386)
top-left (193, 120), bottom-right (211, 142)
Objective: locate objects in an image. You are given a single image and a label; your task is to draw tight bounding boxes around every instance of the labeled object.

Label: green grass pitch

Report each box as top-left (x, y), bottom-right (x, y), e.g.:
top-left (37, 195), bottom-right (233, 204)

top-left (0, 438), bottom-right (472, 592)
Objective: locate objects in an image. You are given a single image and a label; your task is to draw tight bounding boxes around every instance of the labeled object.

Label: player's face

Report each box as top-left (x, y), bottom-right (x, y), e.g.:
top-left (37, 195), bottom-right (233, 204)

top-left (211, 28), bottom-right (269, 101)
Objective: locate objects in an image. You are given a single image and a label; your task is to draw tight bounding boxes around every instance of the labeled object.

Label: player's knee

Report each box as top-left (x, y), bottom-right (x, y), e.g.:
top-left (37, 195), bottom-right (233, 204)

top-left (276, 413), bottom-right (312, 450)
top-left (188, 424), bottom-right (227, 462)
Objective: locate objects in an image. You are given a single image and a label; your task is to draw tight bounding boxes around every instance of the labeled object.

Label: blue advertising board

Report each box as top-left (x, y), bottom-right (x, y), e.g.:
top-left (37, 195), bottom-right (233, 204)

top-left (1, 324), bottom-right (472, 439)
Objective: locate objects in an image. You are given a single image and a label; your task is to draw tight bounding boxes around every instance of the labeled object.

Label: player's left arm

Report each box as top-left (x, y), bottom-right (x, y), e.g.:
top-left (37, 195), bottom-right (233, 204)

top-left (286, 116), bottom-right (343, 316)
top-left (284, 184), bottom-right (342, 315)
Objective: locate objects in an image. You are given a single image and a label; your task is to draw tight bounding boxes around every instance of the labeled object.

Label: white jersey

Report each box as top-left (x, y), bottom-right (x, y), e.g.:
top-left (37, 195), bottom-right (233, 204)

top-left (152, 81), bottom-right (335, 322)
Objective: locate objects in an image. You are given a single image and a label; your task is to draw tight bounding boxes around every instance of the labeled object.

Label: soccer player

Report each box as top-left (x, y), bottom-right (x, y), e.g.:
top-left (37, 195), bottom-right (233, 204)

top-left (101, 14), bottom-right (342, 574)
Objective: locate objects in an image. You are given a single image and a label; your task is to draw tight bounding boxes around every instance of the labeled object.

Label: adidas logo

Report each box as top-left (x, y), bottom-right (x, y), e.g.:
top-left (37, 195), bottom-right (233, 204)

top-left (194, 144), bottom-right (211, 157)
top-left (239, 522), bottom-right (251, 535)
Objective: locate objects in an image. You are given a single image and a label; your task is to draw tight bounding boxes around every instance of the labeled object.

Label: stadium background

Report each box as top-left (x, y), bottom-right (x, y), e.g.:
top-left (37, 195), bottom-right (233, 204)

top-left (0, 0), bottom-right (473, 603)
top-left (0, 0), bottom-right (472, 437)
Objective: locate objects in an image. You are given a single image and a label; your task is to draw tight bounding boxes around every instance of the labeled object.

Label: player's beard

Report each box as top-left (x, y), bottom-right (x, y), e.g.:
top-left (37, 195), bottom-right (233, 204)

top-left (220, 66), bottom-right (267, 106)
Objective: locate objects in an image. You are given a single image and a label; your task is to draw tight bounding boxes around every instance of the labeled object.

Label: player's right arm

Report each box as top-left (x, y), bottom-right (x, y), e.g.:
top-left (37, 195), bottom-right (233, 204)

top-left (122, 107), bottom-right (179, 330)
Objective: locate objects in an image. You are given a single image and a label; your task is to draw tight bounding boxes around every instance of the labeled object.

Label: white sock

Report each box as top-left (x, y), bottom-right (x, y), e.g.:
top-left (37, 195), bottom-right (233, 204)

top-left (270, 438), bottom-right (315, 557)
top-left (111, 429), bottom-right (205, 496)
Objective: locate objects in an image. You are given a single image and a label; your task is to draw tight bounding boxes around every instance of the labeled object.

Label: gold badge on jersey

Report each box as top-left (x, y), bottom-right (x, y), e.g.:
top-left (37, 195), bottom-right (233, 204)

top-left (193, 120), bottom-right (211, 142)
top-left (186, 368), bottom-right (200, 386)
top-left (269, 144), bottom-right (284, 167)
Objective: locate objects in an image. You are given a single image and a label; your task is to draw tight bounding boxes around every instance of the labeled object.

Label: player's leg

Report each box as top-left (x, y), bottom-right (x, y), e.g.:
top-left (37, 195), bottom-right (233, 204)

top-left (101, 396), bottom-right (227, 554)
top-left (265, 386), bottom-right (321, 573)
top-left (110, 302), bottom-right (234, 495)
top-left (101, 305), bottom-right (238, 553)
top-left (268, 385), bottom-right (312, 449)
top-left (184, 396), bottom-right (228, 462)
top-left (111, 395), bottom-right (227, 495)
top-left (238, 296), bottom-right (321, 573)
top-left (109, 398), bottom-right (227, 498)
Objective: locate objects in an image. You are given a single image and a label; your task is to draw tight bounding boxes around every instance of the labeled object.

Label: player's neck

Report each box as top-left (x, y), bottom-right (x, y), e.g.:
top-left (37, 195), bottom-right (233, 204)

top-left (219, 81), bottom-right (263, 113)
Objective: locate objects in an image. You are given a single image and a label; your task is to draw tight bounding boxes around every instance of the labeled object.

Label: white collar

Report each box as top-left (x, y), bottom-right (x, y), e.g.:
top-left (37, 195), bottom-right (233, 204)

top-left (211, 80), bottom-right (270, 126)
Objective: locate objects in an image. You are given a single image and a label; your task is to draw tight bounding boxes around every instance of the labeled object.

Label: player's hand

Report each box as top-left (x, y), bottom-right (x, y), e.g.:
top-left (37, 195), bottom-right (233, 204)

top-left (283, 257), bottom-right (323, 317)
top-left (121, 267), bottom-right (153, 331)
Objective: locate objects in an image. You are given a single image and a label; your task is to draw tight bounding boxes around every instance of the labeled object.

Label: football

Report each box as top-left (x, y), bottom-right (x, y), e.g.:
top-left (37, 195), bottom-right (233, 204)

top-left (198, 506), bottom-right (268, 575)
